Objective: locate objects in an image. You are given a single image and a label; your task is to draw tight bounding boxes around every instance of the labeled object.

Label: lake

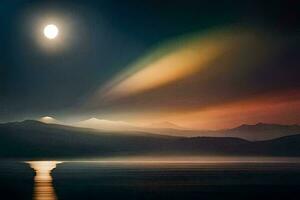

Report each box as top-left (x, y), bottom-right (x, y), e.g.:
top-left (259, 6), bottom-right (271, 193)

top-left (1, 157), bottom-right (300, 200)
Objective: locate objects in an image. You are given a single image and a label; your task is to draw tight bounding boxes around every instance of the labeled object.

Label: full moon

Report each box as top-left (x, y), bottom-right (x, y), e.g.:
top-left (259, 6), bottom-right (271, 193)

top-left (43, 24), bottom-right (59, 39)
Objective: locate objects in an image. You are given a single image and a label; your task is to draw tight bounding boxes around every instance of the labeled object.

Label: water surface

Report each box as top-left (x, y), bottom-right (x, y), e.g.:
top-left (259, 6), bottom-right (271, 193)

top-left (1, 157), bottom-right (300, 200)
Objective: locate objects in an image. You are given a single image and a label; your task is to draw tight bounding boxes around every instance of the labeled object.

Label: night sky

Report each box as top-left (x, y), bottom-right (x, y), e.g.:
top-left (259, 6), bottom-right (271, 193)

top-left (0, 0), bottom-right (299, 129)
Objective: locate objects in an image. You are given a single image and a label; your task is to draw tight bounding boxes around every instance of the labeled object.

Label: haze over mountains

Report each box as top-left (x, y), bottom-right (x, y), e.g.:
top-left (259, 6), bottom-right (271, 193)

top-left (146, 121), bottom-right (187, 130)
top-left (38, 116), bottom-right (300, 141)
top-left (74, 118), bottom-right (137, 132)
top-left (1, 120), bottom-right (300, 158)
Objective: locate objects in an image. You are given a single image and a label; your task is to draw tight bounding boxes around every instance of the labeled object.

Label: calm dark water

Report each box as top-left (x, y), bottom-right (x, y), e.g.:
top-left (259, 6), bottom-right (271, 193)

top-left (1, 158), bottom-right (300, 200)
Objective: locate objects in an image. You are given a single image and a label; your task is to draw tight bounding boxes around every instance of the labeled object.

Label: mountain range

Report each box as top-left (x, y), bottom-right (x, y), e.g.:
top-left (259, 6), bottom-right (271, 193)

top-left (1, 120), bottom-right (300, 159)
top-left (68, 117), bottom-right (300, 141)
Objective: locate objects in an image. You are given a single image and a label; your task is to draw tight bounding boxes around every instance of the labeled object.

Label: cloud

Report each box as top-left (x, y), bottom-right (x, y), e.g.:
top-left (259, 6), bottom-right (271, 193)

top-left (83, 27), bottom-right (300, 129)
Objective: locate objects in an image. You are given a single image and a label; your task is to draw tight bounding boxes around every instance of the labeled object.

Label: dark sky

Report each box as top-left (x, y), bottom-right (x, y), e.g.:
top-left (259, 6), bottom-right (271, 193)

top-left (0, 0), bottom-right (299, 123)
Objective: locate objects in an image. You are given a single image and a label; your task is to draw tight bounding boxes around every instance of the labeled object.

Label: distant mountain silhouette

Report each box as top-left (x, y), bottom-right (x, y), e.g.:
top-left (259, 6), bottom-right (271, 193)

top-left (220, 123), bottom-right (300, 141)
top-left (72, 119), bottom-right (300, 141)
top-left (141, 123), bottom-right (300, 141)
top-left (1, 120), bottom-right (300, 158)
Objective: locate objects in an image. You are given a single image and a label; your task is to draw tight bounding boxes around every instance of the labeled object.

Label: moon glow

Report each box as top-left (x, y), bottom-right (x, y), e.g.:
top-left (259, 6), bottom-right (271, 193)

top-left (43, 24), bottom-right (59, 39)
